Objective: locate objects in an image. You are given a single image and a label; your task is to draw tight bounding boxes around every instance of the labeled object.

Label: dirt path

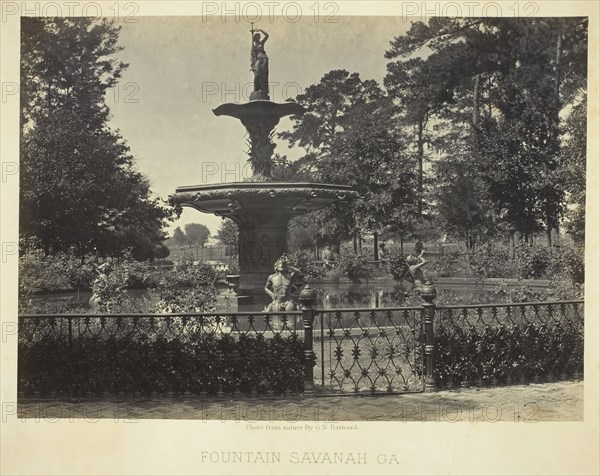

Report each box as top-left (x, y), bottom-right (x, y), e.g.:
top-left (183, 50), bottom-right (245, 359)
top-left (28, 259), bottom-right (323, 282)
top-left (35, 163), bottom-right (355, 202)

top-left (17, 380), bottom-right (583, 422)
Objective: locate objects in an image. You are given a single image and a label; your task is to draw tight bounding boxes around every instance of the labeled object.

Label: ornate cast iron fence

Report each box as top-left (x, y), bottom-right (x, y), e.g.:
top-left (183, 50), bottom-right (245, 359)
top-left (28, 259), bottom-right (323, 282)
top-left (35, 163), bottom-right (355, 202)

top-left (314, 307), bottom-right (426, 394)
top-left (18, 283), bottom-right (585, 399)
top-left (18, 311), bottom-right (304, 398)
top-left (307, 280), bottom-right (583, 395)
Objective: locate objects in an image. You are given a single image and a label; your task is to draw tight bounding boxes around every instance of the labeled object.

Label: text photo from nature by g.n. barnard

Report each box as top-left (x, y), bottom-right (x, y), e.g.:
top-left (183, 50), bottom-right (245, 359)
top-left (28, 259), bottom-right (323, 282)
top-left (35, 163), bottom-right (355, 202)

top-left (13, 8), bottom-right (589, 429)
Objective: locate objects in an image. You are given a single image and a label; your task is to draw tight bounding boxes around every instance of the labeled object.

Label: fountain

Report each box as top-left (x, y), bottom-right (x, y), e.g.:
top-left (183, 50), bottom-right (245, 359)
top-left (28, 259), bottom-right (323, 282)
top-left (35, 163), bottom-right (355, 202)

top-left (170, 28), bottom-right (358, 304)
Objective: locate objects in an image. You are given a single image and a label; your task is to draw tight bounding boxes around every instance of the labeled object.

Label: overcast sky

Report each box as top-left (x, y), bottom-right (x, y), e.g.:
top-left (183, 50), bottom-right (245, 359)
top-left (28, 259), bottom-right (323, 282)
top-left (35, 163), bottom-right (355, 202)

top-left (108, 16), bottom-right (410, 235)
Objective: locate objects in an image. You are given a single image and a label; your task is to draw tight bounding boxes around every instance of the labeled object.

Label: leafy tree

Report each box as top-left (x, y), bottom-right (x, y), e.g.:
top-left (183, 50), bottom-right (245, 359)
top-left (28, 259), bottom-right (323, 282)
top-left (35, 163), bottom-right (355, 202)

top-left (184, 223), bottom-right (211, 247)
top-left (384, 18), bottom-right (588, 245)
top-left (433, 157), bottom-right (497, 247)
top-left (561, 95), bottom-right (586, 244)
top-left (19, 18), bottom-right (175, 260)
top-left (288, 215), bottom-right (316, 251)
top-left (384, 55), bottom-right (454, 215)
top-left (171, 227), bottom-right (188, 246)
top-left (286, 206), bottom-right (354, 249)
top-left (280, 70), bottom-right (419, 244)
top-left (216, 218), bottom-right (239, 255)
top-left (326, 108), bottom-right (419, 235)
top-left (155, 244), bottom-right (170, 260)
top-left (279, 69), bottom-right (385, 154)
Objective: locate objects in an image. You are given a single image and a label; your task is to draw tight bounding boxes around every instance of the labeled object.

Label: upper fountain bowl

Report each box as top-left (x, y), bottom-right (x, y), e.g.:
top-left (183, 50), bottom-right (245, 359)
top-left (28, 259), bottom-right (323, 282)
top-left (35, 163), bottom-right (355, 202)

top-left (213, 100), bottom-right (306, 121)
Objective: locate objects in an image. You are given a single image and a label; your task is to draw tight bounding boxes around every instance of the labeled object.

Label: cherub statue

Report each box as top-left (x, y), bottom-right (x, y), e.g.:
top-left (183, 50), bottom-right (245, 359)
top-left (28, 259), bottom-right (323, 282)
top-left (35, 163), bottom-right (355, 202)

top-left (265, 254), bottom-right (301, 312)
top-left (405, 253), bottom-right (428, 288)
top-left (322, 245), bottom-right (335, 270)
top-left (88, 262), bottom-right (111, 311)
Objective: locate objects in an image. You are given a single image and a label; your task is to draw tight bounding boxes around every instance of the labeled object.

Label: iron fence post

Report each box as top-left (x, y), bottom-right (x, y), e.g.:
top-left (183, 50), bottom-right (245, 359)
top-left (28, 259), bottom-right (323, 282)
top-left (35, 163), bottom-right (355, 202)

top-left (418, 280), bottom-right (437, 392)
top-left (299, 285), bottom-right (317, 394)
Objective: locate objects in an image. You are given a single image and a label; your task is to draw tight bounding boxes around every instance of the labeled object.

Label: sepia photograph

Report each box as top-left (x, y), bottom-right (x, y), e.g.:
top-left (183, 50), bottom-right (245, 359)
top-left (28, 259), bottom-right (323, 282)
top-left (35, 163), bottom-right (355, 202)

top-left (1, 1), bottom-right (599, 475)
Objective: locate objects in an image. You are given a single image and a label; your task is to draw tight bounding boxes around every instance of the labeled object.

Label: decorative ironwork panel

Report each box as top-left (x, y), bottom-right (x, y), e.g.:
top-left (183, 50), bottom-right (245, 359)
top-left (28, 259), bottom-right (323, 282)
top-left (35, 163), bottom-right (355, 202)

top-left (316, 307), bottom-right (425, 394)
top-left (434, 300), bottom-right (584, 388)
top-left (18, 312), bottom-right (303, 398)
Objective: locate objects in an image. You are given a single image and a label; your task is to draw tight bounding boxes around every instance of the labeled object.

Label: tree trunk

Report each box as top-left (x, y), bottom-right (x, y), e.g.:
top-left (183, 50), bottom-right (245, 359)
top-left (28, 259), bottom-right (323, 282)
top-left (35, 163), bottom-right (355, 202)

top-left (417, 119), bottom-right (424, 216)
top-left (511, 232), bottom-right (516, 260)
top-left (473, 74), bottom-right (481, 127)
top-left (373, 231), bottom-right (379, 261)
top-left (488, 75), bottom-right (493, 117)
top-left (400, 237), bottom-right (404, 255)
top-left (554, 32), bottom-right (562, 131)
top-left (353, 232), bottom-right (358, 254)
top-left (81, 243), bottom-right (87, 265)
top-left (545, 31), bottom-right (562, 249)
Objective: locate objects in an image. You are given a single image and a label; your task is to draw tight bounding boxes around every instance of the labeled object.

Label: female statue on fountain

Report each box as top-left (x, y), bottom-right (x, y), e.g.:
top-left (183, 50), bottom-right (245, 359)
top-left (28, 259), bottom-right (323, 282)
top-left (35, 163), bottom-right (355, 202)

top-left (250, 28), bottom-right (269, 98)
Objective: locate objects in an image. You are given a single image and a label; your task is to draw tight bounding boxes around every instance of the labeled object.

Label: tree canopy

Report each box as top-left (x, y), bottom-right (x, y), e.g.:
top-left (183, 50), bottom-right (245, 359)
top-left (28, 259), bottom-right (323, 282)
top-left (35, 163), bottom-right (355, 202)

top-left (278, 19), bottom-right (587, 250)
top-left (384, 17), bottom-right (588, 246)
top-left (184, 223), bottom-right (211, 247)
top-left (216, 218), bottom-right (239, 253)
top-left (19, 17), bottom-right (175, 260)
top-left (280, 69), bottom-right (420, 244)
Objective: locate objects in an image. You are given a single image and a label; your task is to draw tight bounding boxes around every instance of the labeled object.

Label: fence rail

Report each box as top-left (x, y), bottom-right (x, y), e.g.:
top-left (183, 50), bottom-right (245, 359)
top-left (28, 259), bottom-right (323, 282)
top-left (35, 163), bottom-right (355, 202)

top-left (17, 285), bottom-right (584, 399)
top-left (19, 311), bottom-right (303, 343)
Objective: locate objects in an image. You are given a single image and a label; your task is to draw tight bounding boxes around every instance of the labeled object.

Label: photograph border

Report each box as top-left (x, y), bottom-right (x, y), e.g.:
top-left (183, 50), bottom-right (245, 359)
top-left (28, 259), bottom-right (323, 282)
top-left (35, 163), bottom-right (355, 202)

top-left (2, 1), bottom-right (599, 475)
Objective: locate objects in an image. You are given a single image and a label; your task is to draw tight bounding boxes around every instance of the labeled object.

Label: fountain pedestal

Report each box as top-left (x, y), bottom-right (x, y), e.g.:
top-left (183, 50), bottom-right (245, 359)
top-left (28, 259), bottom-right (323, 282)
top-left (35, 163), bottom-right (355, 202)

top-left (212, 100), bottom-right (306, 180)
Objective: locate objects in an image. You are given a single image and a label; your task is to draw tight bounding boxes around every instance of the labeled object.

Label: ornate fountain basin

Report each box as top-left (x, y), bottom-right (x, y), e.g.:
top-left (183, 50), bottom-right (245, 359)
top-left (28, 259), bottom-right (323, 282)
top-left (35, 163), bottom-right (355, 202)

top-left (171, 182), bottom-right (357, 215)
top-left (170, 182), bottom-right (358, 294)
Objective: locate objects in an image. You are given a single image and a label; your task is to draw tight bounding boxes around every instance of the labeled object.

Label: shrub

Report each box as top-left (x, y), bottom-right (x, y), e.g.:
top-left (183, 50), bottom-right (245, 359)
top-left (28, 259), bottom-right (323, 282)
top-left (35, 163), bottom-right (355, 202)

top-left (466, 244), bottom-right (512, 278)
top-left (150, 258), bottom-right (219, 313)
top-left (425, 241), bottom-right (585, 289)
top-left (513, 244), bottom-right (551, 279)
top-left (111, 257), bottom-right (155, 289)
top-left (20, 298), bottom-right (91, 315)
top-left (19, 252), bottom-right (95, 293)
top-left (389, 253), bottom-right (409, 282)
top-left (329, 251), bottom-right (372, 282)
top-left (19, 253), bottom-right (97, 313)
top-left (223, 255), bottom-right (240, 275)
top-left (434, 317), bottom-right (584, 388)
top-left (426, 250), bottom-right (469, 278)
top-left (288, 249), bottom-right (323, 280)
top-left (547, 243), bottom-right (585, 285)
top-left (89, 264), bottom-right (127, 313)
top-left (19, 333), bottom-right (305, 397)
top-left (20, 256), bottom-right (221, 314)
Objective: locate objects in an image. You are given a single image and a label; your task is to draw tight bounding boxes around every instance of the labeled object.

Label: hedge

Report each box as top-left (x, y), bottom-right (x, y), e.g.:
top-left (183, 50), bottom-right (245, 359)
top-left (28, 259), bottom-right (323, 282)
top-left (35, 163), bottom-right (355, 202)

top-left (434, 320), bottom-right (584, 388)
top-left (19, 333), bottom-right (304, 398)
